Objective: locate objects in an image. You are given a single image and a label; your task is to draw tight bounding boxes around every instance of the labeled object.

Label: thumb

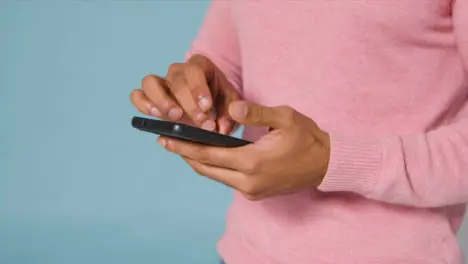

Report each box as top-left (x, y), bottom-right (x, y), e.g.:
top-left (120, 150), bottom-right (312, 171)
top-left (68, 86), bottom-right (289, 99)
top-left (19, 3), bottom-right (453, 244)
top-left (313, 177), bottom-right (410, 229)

top-left (229, 101), bottom-right (290, 128)
top-left (214, 89), bottom-right (240, 135)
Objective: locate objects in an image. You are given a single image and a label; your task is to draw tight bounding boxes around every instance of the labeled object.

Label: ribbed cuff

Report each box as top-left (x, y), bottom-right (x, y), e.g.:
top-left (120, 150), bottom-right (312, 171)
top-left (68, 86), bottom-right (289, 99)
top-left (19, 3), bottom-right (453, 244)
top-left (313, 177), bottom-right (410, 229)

top-left (318, 134), bottom-right (383, 196)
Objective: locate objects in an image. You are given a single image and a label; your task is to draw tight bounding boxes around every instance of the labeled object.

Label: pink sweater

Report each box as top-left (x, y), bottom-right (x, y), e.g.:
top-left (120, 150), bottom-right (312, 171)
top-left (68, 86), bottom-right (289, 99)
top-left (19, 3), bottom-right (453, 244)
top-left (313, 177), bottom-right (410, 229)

top-left (188, 1), bottom-right (468, 263)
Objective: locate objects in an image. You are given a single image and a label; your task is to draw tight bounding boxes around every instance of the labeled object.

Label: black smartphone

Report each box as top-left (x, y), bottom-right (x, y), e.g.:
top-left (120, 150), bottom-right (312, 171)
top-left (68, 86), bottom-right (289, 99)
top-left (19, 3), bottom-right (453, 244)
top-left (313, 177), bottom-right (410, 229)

top-left (131, 116), bottom-right (251, 147)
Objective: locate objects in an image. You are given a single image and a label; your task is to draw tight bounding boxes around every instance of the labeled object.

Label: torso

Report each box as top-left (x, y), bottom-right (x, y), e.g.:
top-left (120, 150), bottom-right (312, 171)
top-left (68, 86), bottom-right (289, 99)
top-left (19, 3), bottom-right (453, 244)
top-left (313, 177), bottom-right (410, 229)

top-left (219, 1), bottom-right (467, 263)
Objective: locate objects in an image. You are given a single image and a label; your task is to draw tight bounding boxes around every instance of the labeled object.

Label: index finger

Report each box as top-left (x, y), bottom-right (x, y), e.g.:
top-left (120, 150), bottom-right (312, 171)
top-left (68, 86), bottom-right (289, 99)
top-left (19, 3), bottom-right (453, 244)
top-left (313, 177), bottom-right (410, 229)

top-left (184, 63), bottom-right (214, 113)
top-left (157, 136), bottom-right (246, 171)
top-left (183, 157), bottom-right (245, 190)
top-left (186, 55), bottom-right (215, 112)
top-left (166, 64), bottom-right (214, 129)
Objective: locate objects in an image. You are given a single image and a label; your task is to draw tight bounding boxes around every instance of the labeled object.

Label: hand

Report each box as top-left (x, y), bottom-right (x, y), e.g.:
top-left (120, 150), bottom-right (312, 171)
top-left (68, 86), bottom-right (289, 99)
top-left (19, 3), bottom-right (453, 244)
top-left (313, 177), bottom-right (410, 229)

top-left (130, 54), bottom-right (240, 134)
top-left (157, 101), bottom-right (331, 200)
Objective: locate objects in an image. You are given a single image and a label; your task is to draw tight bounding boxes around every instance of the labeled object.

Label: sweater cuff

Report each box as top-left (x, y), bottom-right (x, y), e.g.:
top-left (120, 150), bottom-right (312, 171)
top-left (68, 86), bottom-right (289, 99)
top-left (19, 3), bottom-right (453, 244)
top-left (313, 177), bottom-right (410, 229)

top-left (318, 134), bottom-right (383, 196)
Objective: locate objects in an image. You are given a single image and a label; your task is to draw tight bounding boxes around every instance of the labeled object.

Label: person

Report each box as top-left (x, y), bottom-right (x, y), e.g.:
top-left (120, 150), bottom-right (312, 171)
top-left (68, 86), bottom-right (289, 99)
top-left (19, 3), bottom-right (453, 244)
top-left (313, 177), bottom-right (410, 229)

top-left (130, 1), bottom-right (468, 263)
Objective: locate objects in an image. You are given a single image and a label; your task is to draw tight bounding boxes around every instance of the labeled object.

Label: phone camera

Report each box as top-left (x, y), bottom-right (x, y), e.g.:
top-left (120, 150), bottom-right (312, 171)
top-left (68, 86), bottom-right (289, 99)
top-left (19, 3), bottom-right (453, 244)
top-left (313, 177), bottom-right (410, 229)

top-left (173, 124), bottom-right (181, 133)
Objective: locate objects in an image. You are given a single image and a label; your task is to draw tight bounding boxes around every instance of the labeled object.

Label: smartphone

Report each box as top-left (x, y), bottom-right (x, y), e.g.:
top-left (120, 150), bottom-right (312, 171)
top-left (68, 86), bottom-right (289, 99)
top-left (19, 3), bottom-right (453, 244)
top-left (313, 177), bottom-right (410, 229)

top-left (131, 116), bottom-right (251, 147)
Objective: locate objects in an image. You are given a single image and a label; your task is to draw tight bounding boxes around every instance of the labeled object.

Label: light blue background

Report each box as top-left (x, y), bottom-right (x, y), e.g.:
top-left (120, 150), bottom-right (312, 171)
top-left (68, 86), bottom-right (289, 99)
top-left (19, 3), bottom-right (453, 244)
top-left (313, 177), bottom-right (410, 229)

top-left (1, 1), bottom-right (467, 264)
top-left (1, 1), bottom-right (232, 264)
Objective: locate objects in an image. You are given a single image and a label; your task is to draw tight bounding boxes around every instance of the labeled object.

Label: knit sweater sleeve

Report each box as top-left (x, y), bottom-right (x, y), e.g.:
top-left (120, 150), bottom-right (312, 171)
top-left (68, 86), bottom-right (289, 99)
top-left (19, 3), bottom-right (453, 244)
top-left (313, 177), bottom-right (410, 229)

top-left (318, 0), bottom-right (468, 208)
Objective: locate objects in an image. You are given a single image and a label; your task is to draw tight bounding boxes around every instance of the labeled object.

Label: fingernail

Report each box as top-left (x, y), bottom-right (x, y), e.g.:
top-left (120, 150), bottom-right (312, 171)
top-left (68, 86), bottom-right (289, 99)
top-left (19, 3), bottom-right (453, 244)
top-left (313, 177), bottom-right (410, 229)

top-left (219, 119), bottom-right (233, 135)
top-left (229, 102), bottom-right (248, 119)
top-left (201, 120), bottom-right (215, 131)
top-left (198, 95), bottom-right (211, 111)
top-left (195, 112), bottom-right (206, 122)
top-left (157, 138), bottom-right (167, 147)
top-left (168, 107), bottom-right (182, 120)
top-left (150, 107), bottom-right (161, 117)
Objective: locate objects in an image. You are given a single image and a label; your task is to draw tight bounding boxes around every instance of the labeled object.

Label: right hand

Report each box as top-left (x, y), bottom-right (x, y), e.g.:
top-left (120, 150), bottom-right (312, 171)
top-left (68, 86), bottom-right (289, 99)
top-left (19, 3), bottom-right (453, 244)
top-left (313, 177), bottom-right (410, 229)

top-left (130, 54), bottom-right (241, 135)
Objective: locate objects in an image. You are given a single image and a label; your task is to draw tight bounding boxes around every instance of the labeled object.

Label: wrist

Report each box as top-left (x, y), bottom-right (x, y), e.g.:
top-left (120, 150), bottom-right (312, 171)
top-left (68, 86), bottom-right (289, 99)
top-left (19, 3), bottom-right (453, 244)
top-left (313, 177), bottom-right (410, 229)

top-left (314, 133), bottom-right (331, 186)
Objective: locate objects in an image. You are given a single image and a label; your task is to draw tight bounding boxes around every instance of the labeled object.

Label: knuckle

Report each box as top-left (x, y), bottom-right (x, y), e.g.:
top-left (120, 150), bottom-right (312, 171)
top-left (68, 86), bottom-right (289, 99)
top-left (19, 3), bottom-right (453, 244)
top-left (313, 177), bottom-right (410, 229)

top-left (169, 83), bottom-right (183, 94)
top-left (277, 105), bottom-right (297, 125)
top-left (197, 148), bottom-right (212, 164)
top-left (243, 155), bottom-right (262, 175)
top-left (251, 107), bottom-right (266, 123)
top-left (241, 180), bottom-right (261, 197)
top-left (167, 63), bottom-right (185, 84)
top-left (242, 158), bottom-right (260, 175)
top-left (278, 105), bottom-right (296, 118)
top-left (185, 63), bottom-right (202, 74)
top-left (191, 85), bottom-right (204, 93)
top-left (168, 63), bottom-right (182, 75)
top-left (141, 75), bottom-right (165, 94)
top-left (129, 89), bottom-right (148, 113)
top-left (141, 75), bottom-right (155, 87)
top-left (184, 65), bottom-right (206, 93)
top-left (179, 104), bottom-right (203, 122)
top-left (129, 89), bottom-right (140, 101)
top-left (243, 193), bottom-right (260, 201)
